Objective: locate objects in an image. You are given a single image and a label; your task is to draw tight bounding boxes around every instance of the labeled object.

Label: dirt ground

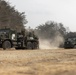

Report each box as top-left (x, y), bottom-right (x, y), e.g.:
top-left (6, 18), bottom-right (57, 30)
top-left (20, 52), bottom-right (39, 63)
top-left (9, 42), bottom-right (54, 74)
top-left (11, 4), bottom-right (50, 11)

top-left (0, 48), bottom-right (76, 75)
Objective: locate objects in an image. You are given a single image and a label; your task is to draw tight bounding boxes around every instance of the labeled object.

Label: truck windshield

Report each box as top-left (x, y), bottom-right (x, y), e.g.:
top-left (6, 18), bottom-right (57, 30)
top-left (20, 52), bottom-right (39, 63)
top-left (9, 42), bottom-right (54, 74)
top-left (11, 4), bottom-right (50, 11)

top-left (0, 31), bottom-right (9, 38)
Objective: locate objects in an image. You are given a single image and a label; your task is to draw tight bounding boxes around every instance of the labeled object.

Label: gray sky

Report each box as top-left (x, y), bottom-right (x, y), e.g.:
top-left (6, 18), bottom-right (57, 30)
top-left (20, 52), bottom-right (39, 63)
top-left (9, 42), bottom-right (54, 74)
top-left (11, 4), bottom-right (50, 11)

top-left (6, 0), bottom-right (76, 31)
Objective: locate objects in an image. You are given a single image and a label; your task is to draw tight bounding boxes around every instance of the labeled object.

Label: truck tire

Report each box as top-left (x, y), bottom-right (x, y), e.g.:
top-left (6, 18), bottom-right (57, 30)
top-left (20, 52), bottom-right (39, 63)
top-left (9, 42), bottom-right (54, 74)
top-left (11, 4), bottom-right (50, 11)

top-left (2, 41), bottom-right (12, 50)
top-left (27, 42), bottom-right (32, 49)
top-left (32, 42), bottom-right (38, 49)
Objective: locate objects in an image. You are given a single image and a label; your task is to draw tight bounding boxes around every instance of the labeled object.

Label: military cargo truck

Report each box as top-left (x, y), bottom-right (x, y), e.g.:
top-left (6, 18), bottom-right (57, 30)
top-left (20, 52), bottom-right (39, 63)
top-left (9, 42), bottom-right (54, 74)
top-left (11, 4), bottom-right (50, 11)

top-left (0, 28), bottom-right (39, 50)
top-left (64, 37), bottom-right (76, 49)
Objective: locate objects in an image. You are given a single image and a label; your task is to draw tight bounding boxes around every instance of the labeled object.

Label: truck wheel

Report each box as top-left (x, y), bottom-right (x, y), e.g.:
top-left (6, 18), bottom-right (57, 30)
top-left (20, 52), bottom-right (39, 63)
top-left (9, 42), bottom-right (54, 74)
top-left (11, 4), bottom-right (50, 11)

top-left (32, 42), bottom-right (38, 49)
top-left (2, 41), bottom-right (12, 50)
top-left (27, 42), bottom-right (32, 49)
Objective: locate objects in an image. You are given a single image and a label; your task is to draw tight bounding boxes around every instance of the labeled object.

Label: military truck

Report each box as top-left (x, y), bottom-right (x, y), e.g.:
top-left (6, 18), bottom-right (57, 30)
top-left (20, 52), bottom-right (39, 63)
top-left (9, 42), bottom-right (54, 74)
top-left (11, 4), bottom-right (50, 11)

top-left (64, 37), bottom-right (76, 49)
top-left (0, 28), bottom-right (39, 50)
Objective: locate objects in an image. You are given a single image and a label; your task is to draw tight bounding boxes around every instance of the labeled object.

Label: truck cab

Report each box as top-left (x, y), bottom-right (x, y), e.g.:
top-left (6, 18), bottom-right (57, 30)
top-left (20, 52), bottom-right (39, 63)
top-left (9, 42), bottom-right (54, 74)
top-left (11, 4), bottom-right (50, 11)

top-left (0, 28), bottom-right (17, 49)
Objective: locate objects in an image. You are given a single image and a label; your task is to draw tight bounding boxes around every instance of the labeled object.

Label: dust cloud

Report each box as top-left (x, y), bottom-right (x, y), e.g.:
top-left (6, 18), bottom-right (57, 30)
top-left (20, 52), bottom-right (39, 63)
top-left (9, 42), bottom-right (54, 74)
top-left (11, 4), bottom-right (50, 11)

top-left (39, 35), bottom-right (64, 49)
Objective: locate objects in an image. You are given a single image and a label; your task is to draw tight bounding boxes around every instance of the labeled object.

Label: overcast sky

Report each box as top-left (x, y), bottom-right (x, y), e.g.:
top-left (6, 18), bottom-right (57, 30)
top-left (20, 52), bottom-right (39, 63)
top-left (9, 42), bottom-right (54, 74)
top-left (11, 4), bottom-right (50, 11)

top-left (6, 0), bottom-right (76, 31)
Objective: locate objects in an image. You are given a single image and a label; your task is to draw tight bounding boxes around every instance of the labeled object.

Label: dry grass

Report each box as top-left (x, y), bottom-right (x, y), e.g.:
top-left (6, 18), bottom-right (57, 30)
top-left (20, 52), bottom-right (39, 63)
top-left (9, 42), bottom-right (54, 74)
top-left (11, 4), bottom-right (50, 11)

top-left (0, 49), bottom-right (76, 75)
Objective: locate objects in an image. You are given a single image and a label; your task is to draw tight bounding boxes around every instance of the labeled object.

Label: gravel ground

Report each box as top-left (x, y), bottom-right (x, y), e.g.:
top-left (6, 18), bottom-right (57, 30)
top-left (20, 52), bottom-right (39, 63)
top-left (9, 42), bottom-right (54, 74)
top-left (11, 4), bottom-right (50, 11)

top-left (0, 48), bottom-right (76, 75)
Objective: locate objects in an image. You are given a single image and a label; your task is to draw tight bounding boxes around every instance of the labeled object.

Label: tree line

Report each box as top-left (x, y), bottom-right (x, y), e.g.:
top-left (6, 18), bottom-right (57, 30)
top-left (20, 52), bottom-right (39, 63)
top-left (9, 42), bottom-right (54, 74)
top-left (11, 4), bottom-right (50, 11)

top-left (0, 0), bottom-right (27, 31)
top-left (35, 21), bottom-right (68, 39)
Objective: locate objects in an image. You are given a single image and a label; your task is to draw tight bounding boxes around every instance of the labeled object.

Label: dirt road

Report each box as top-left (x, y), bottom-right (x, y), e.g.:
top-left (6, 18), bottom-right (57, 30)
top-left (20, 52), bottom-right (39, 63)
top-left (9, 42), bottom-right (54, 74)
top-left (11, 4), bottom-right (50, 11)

top-left (0, 49), bottom-right (76, 75)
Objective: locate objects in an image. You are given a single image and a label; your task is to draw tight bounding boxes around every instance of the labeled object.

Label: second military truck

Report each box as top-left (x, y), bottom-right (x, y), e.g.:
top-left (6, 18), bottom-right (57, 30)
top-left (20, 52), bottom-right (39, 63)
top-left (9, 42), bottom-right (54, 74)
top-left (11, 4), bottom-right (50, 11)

top-left (64, 36), bottom-right (76, 49)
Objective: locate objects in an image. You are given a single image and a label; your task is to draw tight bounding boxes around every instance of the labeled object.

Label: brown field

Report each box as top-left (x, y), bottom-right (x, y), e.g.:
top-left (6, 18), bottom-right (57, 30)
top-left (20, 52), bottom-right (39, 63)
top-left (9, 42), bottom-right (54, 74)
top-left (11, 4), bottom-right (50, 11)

top-left (0, 48), bottom-right (76, 75)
